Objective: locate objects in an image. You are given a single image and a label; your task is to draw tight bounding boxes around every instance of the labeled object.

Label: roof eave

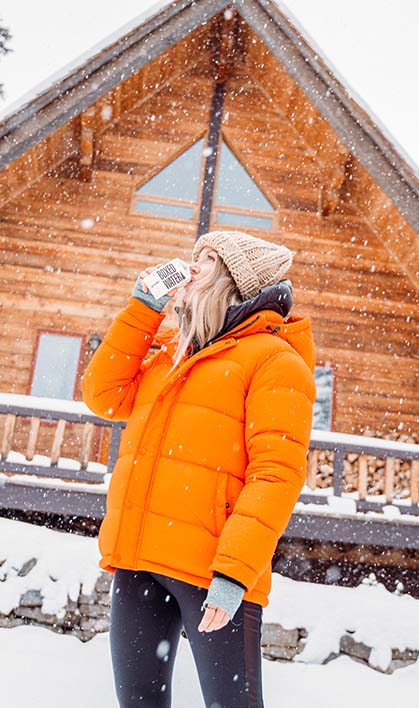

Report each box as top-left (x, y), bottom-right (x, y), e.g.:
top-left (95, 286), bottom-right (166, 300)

top-left (0, 0), bottom-right (230, 166)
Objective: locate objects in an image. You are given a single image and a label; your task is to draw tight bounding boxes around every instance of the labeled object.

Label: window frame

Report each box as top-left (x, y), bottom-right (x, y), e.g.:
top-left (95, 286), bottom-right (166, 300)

top-left (210, 135), bottom-right (278, 231)
top-left (28, 329), bottom-right (86, 401)
top-left (313, 362), bottom-right (336, 432)
top-left (129, 132), bottom-right (208, 222)
top-left (129, 131), bottom-right (281, 231)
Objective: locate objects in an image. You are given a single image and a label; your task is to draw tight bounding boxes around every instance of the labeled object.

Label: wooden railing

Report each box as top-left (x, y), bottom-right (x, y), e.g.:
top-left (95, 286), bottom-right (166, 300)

top-left (1, 394), bottom-right (419, 524)
top-left (0, 395), bottom-right (125, 484)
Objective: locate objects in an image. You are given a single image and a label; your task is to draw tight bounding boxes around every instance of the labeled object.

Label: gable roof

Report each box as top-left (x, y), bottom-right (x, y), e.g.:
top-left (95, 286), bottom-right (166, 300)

top-left (0, 0), bottom-right (418, 234)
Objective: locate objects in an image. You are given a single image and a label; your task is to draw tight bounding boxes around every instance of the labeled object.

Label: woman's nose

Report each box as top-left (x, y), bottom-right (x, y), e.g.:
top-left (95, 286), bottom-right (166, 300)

top-left (189, 263), bottom-right (200, 276)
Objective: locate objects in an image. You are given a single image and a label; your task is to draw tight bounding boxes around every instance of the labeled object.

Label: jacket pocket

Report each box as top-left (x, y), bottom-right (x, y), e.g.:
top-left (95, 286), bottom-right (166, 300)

top-left (214, 471), bottom-right (228, 536)
top-left (214, 472), bottom-right (244, 535)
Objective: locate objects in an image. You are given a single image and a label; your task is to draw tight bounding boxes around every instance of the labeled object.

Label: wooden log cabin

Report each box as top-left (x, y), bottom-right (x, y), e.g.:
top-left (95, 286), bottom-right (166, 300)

top-left (0, 0), bottom-right (418, 472)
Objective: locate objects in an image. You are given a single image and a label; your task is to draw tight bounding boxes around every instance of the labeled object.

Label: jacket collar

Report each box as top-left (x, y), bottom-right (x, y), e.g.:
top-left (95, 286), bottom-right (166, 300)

top-left (154, 279), bottom-right (315, 373)
top-left (202, 280), bottom-right (292, 350)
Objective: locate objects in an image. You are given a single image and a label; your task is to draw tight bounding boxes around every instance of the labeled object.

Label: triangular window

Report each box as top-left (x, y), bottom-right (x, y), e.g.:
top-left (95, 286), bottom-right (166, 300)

top-left (133, 137), bottom-right (274, 229)
top-left (133, 138), bottom-right (204, 220)
top-left (214, 142), bottom-right (274, 230)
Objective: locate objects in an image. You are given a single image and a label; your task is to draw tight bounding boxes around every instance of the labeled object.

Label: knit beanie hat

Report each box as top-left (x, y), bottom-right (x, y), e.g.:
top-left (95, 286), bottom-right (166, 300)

top-left (192, 230), bottom-right (294, 301)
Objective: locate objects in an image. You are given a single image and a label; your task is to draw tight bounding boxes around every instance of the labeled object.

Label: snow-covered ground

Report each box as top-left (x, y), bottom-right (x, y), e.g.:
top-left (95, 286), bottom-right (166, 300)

top-left (2, 623), bottom-right (419, 708)
top-left (0, 518), bottom-right (101, 617)
top-left (1, 518), bottom-right (419, 706)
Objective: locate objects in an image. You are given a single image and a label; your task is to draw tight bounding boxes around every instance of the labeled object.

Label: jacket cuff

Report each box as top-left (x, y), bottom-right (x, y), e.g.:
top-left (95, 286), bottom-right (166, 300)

top-left (201, 576), bottom-right (245, 620)
top-left (213, 570), bottom-right (247, 590)
top-left (132, 277), bottom-right (173, 312)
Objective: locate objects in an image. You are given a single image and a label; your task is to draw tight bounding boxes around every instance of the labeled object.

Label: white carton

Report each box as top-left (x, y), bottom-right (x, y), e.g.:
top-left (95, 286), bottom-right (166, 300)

top-left (142, 258), bottom-right (192, 299)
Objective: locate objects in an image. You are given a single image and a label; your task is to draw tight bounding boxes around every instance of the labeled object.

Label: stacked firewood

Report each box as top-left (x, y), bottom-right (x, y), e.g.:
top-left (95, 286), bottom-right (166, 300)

top-left (313, 431), bottom-right (418, 499)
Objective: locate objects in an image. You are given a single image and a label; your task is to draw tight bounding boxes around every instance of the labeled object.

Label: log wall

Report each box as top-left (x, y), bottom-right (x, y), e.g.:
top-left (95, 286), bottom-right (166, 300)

top-left (0, 20), bottom-right (417, 442)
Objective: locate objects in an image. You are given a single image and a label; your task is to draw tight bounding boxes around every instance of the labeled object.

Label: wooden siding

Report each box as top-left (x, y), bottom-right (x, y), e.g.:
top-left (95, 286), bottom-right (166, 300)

top-left (243, 24), bottom-right (419, 288)
top-left (243, 27), bottom-right (350, 216)
top-left (338, 156), bottom-right (419, 290)
top-left (0, 24), bottom-right (418, 438)
top-left (0, 20), bottom-right (212, 209)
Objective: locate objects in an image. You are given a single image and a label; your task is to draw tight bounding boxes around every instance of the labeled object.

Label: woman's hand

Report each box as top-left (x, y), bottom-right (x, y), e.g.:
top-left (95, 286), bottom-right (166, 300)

top-left (198, 604), bottom-right (230, 632)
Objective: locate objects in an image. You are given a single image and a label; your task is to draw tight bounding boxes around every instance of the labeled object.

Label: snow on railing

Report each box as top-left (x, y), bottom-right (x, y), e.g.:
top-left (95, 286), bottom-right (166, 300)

top-left (0, 393), bottom-right (124, 484)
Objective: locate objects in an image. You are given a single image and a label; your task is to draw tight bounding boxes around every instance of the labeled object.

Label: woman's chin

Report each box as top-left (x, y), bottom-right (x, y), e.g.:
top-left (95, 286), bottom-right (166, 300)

top-left (174, 286), bottom-right (190, 308)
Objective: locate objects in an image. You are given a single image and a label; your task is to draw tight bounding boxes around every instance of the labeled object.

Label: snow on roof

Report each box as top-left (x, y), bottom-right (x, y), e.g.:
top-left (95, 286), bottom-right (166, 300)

top-left (0, 0), bottom-right (418, 172)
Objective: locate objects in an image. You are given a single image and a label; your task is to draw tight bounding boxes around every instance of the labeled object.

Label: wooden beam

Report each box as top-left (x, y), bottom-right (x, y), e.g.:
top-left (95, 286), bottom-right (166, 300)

top-left (197, 81), bottom-right (225, 236)
top-left (0, 480), bottom-right (106, 518)
top-left (79, 106), bottom-right (96, 181)
top-left (212, 7), bottom-right (242, 83)
top-left (1, 479), bottom-right (419, 549)
top-left (286, 511), bottom-right (419, 550)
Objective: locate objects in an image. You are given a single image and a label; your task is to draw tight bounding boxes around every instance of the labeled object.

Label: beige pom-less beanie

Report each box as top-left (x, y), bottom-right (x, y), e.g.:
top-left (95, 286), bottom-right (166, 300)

top-left (192, 230), bottom-right (294, 301)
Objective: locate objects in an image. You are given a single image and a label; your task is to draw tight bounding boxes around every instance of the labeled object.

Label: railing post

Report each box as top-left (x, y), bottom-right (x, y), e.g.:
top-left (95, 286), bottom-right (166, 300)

top-left (50, 419), bottom-right (66, 466)
top-left (333, 447), bottom-right (345, 497)
top-left (26, 416), bottom-right (41, 461)
top-left (411, 460), bottom-right (419, 506)
top-left (384, 457), bottom-right (395, 503)
top-left (80, 422), bottom-right (95, 470)
top-left (358, 455), bottom-right (368, 501)
top-left (307, 449), bottom-right (318, 490)
top-left (1, 414), bottom-right (16, 460)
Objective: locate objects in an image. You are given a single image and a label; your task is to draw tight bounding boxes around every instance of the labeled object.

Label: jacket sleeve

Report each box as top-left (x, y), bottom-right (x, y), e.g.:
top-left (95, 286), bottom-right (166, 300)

top-left (82, 297), bottom-right (165, 421)
top-left (209, 350), bottom-right (316, 592)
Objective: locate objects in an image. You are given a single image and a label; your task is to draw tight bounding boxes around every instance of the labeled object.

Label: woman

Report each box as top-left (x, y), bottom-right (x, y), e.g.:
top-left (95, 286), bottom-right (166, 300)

top-left (82, 230), bottom-right (316, 708)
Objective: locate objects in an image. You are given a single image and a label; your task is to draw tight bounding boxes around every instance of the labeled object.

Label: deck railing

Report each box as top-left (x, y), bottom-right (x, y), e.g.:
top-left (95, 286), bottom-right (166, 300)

top-left (1, 394), bottom-right (419, 523)
top-left (0, 394), bottom-right (125, 484)
top-left (303, 430), bottom-right (419, 516)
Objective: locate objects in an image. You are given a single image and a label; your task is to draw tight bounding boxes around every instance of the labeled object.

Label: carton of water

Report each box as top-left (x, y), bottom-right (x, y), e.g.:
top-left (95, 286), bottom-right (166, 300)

top-left (143, 258), bottom-right (192, 299)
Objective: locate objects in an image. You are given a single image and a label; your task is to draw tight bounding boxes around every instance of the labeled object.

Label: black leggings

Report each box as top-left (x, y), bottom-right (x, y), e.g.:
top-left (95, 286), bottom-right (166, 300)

top-left (110, 569), bottom-right (265, 708)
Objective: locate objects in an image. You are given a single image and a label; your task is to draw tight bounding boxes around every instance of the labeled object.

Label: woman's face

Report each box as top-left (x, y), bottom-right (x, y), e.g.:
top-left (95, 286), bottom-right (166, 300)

top-left (175, 247), bottom-right (219, 307)
top-left (188, 247), bottom-right (218, 283)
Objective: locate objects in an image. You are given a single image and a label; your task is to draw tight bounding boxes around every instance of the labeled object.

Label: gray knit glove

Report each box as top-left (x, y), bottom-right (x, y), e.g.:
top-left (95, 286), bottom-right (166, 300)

top-left (132, 276), bottom-right (173, 312)
top-left (201, 576), bottom-right (245, 620)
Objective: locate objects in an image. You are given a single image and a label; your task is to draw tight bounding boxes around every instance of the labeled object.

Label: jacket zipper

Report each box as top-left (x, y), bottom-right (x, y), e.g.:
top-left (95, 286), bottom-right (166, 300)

top-left (133, 384), bottom-right (184, 567)
top-left (204, 315), bottom-right (260, 349)
top-left (127, 338), bottom-right (237, 566)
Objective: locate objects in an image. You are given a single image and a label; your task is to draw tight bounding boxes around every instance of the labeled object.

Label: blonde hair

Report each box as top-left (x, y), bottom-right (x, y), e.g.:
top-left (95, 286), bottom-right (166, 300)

top-left (169, 253), bottom-right (242, 371)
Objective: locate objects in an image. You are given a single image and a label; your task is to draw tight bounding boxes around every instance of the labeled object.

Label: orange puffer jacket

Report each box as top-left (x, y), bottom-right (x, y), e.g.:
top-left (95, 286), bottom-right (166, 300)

top-left (82, 297), bottom-right (316, 607)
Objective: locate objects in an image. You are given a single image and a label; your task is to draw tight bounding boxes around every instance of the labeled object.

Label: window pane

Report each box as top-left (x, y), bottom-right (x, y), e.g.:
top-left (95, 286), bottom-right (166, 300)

top-left (31, 334), bottom-right (82, 400)
top-left (216, 210), bottom-right (273, 229)
top-left (216, 142), bottom-right (274, 211)
top-left (136, 138), bottom-right (204, 202)
top-left (135, 199), bottom-right (195, 220)
top-left (313, 367), bottom-right (333, 431)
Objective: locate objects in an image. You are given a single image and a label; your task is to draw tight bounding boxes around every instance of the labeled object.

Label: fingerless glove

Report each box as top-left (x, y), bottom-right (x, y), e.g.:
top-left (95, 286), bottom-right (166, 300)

top-left (132, 276), bottom-right (173, 312)
top-left (201, 575), bottom-right (246, 620)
